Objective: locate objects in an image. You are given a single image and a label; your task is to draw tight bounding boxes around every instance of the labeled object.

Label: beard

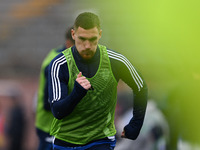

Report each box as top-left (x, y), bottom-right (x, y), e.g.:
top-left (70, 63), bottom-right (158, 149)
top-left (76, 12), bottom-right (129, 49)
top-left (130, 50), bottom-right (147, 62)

top-left (80, 49), bottom-right (95, 60)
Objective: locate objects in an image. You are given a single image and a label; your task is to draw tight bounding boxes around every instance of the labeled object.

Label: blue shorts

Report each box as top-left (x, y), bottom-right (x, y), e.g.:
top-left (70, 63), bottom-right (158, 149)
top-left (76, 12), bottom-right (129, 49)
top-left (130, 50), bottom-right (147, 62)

top-left (53, 139), bottom-right (116, 150)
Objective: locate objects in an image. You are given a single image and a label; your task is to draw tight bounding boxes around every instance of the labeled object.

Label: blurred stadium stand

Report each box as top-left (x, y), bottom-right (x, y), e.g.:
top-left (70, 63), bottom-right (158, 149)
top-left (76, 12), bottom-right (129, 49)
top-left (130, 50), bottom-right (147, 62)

top-left (0, 0), bottom-right (77, 77)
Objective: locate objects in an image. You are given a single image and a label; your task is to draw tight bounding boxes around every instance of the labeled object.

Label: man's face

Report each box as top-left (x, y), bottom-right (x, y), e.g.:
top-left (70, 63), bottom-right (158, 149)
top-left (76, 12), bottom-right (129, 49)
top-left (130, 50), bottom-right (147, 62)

top-left (71, 26), bottom-right (102, 60)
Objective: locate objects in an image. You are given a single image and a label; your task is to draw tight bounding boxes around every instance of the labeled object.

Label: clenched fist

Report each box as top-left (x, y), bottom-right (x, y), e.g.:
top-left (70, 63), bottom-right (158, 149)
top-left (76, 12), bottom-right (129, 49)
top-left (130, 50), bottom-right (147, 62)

top-left (76, 72), bottom-right (91, 90)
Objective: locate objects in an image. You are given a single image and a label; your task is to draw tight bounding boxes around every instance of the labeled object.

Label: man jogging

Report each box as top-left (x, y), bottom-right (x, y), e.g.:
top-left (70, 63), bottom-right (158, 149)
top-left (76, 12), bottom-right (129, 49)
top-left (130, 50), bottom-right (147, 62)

top-left (48, 12), bottom-right (148, 150)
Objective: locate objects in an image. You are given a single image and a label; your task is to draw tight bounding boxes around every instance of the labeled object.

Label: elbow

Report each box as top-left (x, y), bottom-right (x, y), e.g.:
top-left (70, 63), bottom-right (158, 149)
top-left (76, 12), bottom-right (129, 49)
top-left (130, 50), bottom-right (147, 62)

top-left (50, 98), bottom-right (76, 120)
top-left (51, 103), bottom-right (72, 120)
top-left (51, 103), bottom-right (64, 120)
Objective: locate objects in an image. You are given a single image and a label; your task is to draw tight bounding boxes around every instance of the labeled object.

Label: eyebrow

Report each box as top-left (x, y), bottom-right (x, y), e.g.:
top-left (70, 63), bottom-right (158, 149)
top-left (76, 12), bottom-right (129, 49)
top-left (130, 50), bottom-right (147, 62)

top-left (78, 36), bottom-right (98, 41)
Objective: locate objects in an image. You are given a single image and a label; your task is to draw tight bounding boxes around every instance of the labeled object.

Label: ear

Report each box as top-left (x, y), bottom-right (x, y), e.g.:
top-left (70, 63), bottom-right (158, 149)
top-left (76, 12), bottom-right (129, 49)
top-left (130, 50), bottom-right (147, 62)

top-left (99, 29), bottom-right (102, 39)
top-left (71, 29), bottom-right (75, 40)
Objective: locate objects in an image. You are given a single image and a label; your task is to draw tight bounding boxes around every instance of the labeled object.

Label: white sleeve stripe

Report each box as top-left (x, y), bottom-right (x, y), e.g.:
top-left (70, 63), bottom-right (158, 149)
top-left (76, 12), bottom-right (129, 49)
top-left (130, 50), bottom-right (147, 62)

top-left (53, 58), bottom-right (66, 102)
top-left (51, 55), bottom-right (65, 102)
top-left (107, 50), bottom-right (143, 85)
top-left (51, 56), bottom-right (62, 101)
top-left (51, 55), bottom-right (66, 102)
top-left (52, 57), bottom-right (66, 102)
top-left (107, 50), bottom-right (143, 91)
top-left (51, 55), bottom-right (65, 101)
top-left (108, 54), bottom-right (141, 91)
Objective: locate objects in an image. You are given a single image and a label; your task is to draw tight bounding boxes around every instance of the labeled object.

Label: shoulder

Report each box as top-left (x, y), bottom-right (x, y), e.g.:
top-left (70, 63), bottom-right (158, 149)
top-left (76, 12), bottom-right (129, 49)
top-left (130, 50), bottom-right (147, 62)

top-left (51, 53), bottom-right (65, 63)
top-left (107, 48), bottom-right (129, 62)
top-left (49, 52), bottom-right (69, 80)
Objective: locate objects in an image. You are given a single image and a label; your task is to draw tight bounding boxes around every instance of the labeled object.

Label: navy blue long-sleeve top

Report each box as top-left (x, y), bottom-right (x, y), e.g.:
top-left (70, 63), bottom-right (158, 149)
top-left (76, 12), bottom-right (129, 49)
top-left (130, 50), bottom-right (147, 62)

top-left (48, 45), bottom-right (148, 140)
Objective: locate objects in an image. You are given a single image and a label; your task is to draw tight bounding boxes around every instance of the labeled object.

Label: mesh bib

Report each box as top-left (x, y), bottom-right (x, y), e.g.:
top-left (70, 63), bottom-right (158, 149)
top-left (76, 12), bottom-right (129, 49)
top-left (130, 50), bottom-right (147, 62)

top-left (50, 45), bottom-right (118, 144)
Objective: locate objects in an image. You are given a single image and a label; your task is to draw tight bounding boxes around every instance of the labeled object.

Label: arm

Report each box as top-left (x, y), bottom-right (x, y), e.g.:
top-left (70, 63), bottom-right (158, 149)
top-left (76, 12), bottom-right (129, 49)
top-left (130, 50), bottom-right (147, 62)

top-left (108, 49), bottom-right (148, 140)
top-left (122, 80), bottom-right (148, 140)
top-left (48, 53), bottom-right (89, 120)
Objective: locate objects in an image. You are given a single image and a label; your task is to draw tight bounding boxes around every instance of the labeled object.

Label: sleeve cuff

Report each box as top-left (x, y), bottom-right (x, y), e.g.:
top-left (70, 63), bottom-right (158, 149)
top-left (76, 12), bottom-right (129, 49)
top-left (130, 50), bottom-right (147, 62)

top-left (124, 124), bottom-right (140, 140)
top-left (74, 80), bottom-right (88, 98)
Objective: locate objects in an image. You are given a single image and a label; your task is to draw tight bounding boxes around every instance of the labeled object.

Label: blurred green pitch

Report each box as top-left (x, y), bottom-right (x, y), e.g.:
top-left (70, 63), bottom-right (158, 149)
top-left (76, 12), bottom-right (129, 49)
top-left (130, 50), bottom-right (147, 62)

top-left (86, 0), bottom-right (200, 144)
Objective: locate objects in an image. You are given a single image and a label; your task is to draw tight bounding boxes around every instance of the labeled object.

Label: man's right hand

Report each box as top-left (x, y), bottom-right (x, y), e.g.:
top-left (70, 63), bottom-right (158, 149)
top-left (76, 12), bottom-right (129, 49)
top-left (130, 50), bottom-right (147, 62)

top-left (76, 72), bottom-right (91, 90)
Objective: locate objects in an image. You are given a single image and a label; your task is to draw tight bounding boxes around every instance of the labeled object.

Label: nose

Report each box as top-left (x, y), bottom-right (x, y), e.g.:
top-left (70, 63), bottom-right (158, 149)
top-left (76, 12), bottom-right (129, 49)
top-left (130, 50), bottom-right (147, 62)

top-left (84, 40), bottom-right (91, 49)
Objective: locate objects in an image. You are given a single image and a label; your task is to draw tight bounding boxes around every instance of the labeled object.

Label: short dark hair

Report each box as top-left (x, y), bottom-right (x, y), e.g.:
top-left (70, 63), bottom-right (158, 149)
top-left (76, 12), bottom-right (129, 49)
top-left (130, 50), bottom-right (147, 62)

top-left (74, 12), bottom-right (101, 31)
top-left (65, 26), bottom-right (75, 44)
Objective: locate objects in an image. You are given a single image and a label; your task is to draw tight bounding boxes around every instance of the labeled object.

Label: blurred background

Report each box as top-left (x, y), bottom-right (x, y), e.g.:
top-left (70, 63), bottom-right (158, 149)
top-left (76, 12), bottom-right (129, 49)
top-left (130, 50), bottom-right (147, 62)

top-left (0, 0), bottom-right (200, 149)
